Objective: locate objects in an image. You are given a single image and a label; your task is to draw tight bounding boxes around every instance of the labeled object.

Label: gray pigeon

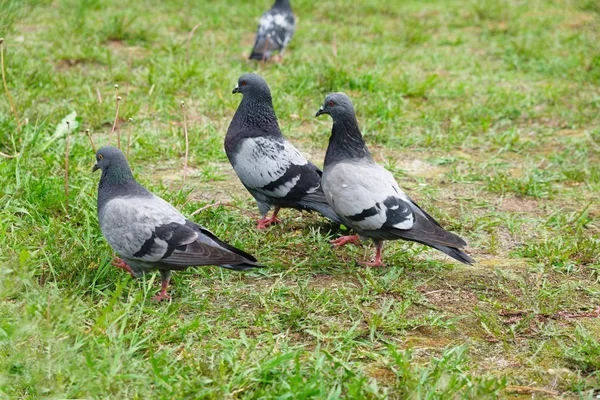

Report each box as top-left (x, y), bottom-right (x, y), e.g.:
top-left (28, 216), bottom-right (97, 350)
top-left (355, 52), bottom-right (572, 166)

top-left (225, 73), bottom-right (342, 229)
top-left (94, 146), bottom-right (262, 301)
top-left (315, 93), bottom-right (474, 266)
top-left (249, 0), bottom-right (295, 61)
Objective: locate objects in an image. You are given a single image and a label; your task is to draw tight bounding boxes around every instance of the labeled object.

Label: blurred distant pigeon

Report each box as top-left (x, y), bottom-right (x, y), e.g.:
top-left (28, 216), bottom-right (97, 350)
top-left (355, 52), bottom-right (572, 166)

top-left (315, 93), bottom-right (474, 267)
top-left (226, 73), bottom-right (342, 229)
top-left (94, 146), bottom-right (262, 301)
top-left (249, 0), bottom-right (295, 61)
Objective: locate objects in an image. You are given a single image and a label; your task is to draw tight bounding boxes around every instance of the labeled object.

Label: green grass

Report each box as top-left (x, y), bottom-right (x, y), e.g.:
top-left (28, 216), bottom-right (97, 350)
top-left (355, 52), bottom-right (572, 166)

top-left (1, 0), bottom-right (599, 397)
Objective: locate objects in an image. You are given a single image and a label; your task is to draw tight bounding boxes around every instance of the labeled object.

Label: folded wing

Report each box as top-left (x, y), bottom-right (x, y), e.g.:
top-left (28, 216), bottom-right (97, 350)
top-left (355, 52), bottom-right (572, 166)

top-left (100, 195), bottom-right (260, 268)
top-left (325, 162), bottom-right (468, 249)
top-left (231, 137), bottom-right (322, 202)
top-left (251, 9), bottom-right (295, 59)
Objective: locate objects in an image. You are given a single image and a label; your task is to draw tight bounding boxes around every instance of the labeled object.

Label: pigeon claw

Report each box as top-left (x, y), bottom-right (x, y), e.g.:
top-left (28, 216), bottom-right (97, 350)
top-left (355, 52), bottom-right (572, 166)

top-left (151, 289), bottom-right (171, 302)
top-left (257, 216), bottom-right (282, 229)
top-left (330, 235), bottom-right (360, 248)
top-left (358, 242), bottom-right (385, 267)
top-left (111, 255), bottom-right (136, 278)
top-left (358, 260), bottom-right (386, 267)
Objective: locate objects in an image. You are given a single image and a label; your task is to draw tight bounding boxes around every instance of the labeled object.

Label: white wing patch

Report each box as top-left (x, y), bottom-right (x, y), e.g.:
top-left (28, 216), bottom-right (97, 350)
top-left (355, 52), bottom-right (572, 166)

top-left (392, 214), bottom-right (414, 229)
top-left (99, 195), bottom-right (188, 261)
top-left (322, 160), bottom-right (414, 232)
top-left (259, 13), bottom-right (293, 36)
top-left (256, 10), bottom-right (295, 52)
top-left (232, 137), bottom-right (308, 191)
top-left (263, 174), bottom-right (301, 197)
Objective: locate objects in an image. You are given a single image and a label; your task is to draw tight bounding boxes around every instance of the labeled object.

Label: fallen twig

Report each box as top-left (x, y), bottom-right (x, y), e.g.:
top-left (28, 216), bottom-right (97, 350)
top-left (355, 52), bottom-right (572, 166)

top-left (332, 32), bottom-right (337, 58)
top-left (65, 121), bottom-right (70, 213)
top-left (186, 23), bottom-right (201, 67)
top-left (0, 151), bottom-right (18, 158)
top-left (126, 49), bottom-right (133, 96)
top-left (500, 306), bottom-right (600, 324)
top-left (556, 305), bottom-right (600, 319)
top-left (127, 118), bottom-right (132, 160)
top-left (261, 34), bottom-right (271, 66)
top-left (422, 289), bottom-right (444, 296)
top-left (85, 128), bottom-right (96, 152)
top-left (180, 101), bottom-right (189, 185)
top-left (109, 84), bottom-right (121, 148)
top-left (0, 38), bottom-right (20, 130)
top-left (190, 202), bottom-right (258, 219)
top-left (506, 385), bottom-right (559, 396)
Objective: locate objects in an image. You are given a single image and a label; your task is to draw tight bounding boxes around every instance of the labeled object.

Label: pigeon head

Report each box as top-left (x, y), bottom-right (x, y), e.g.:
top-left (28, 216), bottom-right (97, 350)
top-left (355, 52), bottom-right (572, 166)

top-left (93, 146), bottom-right (129, 173)
top-left (93, 145), bottom-right (137, 189)
top-left (316, 93), bottom-right (372, 165)
top-left (232, 73), bottom-right (272, 100)
top-left (226, 73), bottom-right (281, 141)
top-left (315, 92), bottom-right (357, 121)
top-left (273, 0), bottom-right (292, 10)
top-left (94, 146), bottom-right (146, 209)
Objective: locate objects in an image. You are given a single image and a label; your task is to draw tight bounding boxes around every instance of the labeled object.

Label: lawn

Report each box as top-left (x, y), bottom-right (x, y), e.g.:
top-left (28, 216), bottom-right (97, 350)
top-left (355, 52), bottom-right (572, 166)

top-left (1, 0), bottom-right (599, 398)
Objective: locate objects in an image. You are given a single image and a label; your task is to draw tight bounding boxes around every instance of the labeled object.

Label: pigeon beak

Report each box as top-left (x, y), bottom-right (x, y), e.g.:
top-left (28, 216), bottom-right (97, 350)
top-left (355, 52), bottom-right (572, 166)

top-left (315, 106), bottom-right (325, 117)
top-left (92, 163), bottom-right (99, 172)
top-left (232, 84), bottom-right (240, 94)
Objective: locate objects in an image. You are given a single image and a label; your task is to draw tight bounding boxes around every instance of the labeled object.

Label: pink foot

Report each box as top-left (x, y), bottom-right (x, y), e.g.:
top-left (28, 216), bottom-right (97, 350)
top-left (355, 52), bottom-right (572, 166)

top-left (358, 242), bottom-right (385, 267)
top-left (111, 255), bottom-right (135, 277)
top-left (151, 289), bottom-right (171, 302)
top-left (257, 216), bottom-right (282, 229)
top-left (359, 260), bottom-right (386, 267)
top-left (330, 235), bottom-right (360, 248)
top-left (257, 207), bottom-right (282, 229)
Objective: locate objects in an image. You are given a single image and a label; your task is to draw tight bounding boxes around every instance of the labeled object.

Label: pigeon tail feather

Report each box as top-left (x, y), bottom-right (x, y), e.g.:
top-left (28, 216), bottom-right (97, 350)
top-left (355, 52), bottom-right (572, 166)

top-left (429, 244), bottom-right (474, 265)
top-left (220, 263), bottom-right (264, 271)
top-left (194, 223), bottom-right (259, 264)
top-left (249, 51), bottom-right (268, 60)
top-left (296, 189), bottom-right (343, 224)
top-left (298, 200), bottom-right (343, 224)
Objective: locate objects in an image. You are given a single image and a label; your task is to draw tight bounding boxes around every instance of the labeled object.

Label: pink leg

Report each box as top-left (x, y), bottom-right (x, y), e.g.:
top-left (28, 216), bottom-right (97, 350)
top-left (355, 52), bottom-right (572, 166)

top-left (359, 241), bottom-right (385, 267)
top-left (257, 207), bottom-right (282, 229)
top-left (111, 254), bottom-right (135, 277)
top-left (330, 235), bottom-right (360, 248)
top-left (151, 273), bottom-right (171, 302)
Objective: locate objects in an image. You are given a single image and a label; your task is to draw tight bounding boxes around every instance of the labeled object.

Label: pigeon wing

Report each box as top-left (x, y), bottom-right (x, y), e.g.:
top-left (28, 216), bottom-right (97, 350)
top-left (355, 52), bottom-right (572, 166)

top-left (389, 200), bottom-right (469, 249)
top-left (324, 162), bottom-right (415, 232)
top-left (325, 162), bottom-right (468, 248)
top-left (101, 196), bottom-right (261, 268)
top-left (161, 221), bottom-right (260, 268)
top-left (269, 11), bottom-right (295, 49)
top-left (251, 9), bottom-right (295, 57)
top-left (99, 195), bottom-right (195, 262)
top-left (230, 137), bottom-right (321, 201)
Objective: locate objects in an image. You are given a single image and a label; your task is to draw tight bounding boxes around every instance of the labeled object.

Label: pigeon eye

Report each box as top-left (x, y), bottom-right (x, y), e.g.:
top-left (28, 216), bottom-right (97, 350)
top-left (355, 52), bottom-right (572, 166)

top-left (98, 154), bottom-right (104, 161)
top-left (328, 100), bottom-right (335, 107)
top-left (241, 80), bottom-right (247, 86)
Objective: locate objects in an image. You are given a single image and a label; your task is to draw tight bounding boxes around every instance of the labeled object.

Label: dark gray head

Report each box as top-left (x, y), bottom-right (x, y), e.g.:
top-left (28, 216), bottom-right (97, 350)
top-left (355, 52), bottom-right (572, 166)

top-left (93, 146), bottom-right (130, 173)
top-left (315, 92), bottom-right (357, 121)
top-left (94, 146), bottom-right (148, 210)
top-left (232, 73), bottom-right (272, 100)
top-left (93, 146), bottom-right (136, 187)
top-left (226, 73), bottom-right (281, 144)
top-left (316, 93), bottom-right (372, 165)
top-left (273, 0), bottom-right (292, 10)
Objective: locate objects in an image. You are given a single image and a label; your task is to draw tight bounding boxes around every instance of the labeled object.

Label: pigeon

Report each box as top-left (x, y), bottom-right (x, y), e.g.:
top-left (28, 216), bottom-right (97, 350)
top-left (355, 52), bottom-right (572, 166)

top-left (225, 73), bottom-right (342, 229)
top-left (315, 93), bottom-right (474, 267)
top-left (249, 0), bottom-right (295, 61)
top-left (93, 146), bottom-right (262, 301)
